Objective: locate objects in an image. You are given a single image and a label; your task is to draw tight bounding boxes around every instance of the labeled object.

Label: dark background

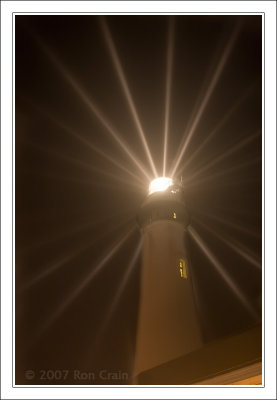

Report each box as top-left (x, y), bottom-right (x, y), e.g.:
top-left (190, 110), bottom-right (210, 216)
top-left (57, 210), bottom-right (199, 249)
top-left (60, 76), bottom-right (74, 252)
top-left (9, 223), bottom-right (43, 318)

top-left (15, 15), bottom-right (262, 384)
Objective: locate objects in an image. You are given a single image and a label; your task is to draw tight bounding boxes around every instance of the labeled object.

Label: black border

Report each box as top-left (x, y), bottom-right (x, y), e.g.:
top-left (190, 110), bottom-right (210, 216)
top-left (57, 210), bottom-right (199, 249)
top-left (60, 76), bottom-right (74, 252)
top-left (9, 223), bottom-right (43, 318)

top-left (11, 10), bottom-right (265, 391)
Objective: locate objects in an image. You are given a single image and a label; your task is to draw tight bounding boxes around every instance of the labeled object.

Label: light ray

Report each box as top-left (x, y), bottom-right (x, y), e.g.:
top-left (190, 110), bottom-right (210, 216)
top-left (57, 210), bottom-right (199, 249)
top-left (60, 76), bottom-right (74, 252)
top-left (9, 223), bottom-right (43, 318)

top-left (37, 225), bottom-right (136, 335)
top-left (194, 218), bottom-right (261, 270)
top-left (213, 205), bottom-right (261, 219)
top-left (163, 17), bottom-right (175, 176)
top-left (28, 102), bottom-right (146, 187)
top-left (100, 17), bottom-right (158, 178)
top-left (21, 217), bottom-right (134, 290)
top-left (176, 83), bottom-right (257, 176)
top-left (170, 23), bottom-right (241, 177)
top-left (24, 140), bottom-right (145, 191)
top-left (32, 34), bottom-right (151, 181)
top-left (184, 130), bottom-right (260, 185)
top-left (185, 156), bottom-right (261, 190)
top-left (89, 239), bottom-right (142, 356)
top-left (192, 210), bottom-right (261, 239)
top-left (19, 208), bottom-right (133, 254)
top-left (21, 168), bottom-right (146, 200)
top-left (188, 226), bottom-right (260, 320)
top-left (58, 123), bottom-right (146, 186)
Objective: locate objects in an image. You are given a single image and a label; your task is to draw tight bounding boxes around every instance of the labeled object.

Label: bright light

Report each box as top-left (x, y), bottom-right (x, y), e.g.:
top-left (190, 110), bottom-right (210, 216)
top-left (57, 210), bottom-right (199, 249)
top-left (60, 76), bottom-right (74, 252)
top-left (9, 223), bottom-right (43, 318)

top-left (149, 177), bottom-right (173, 195)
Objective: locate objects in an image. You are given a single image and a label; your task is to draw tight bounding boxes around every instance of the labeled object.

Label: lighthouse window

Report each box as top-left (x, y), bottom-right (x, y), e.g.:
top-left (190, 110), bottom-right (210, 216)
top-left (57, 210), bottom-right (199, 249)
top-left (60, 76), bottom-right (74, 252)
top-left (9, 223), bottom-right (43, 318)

top-left (179, 259), bottom-right (188, 279)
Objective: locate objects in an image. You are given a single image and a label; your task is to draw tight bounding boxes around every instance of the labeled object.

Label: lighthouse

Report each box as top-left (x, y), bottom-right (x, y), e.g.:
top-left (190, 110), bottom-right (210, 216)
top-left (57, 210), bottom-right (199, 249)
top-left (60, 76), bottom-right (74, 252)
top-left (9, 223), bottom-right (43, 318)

top-left (134, 177), bottom-right (203, 377)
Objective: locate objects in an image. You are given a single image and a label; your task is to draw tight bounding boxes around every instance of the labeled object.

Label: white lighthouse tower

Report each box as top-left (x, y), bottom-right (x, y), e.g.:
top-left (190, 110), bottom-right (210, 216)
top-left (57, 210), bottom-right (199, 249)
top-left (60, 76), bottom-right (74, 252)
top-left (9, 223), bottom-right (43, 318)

top-left (134, 177), bottom-right (203, 377)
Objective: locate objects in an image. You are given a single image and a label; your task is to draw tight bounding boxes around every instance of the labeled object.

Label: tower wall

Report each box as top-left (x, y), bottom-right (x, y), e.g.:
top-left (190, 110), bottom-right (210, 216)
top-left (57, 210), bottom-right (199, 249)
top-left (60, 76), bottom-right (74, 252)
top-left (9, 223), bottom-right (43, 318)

top-left (134, 220), bottom-right (203, 377)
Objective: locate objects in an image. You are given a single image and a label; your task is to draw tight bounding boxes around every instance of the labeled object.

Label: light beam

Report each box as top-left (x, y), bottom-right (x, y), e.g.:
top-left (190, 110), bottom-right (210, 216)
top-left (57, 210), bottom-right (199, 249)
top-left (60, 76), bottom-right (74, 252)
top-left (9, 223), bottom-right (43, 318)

top-left (192, 210), bottom-right (261, 239)
top-left (29, 103), bottom-right (146, 187)
top-left (170, 23), bottom-right (241, 177)
top-left (184, 131), bottom-right (260, 185)
top-left (24, 140), bottom-right (145, 191)
top-left (176, 83), bottom-right (257, 176)
top-left (100, 17), bottom-right (158, 178)
top-left (185, 156), bottom-right (261, 190)
top-left (32, 33), bottom-right (151, 181)
top-left (194, 218), bottom-right (262, 270)
top-left (37, 225), bottom-right (136, 335)
top-left (21, 217), bottom-right (134, 291)
top-left (88, 239), bottom-right (142, 356)
top-left (188, 226), bottom-right (260, 320)
top-left (163, 17), bottom-right (175, 176)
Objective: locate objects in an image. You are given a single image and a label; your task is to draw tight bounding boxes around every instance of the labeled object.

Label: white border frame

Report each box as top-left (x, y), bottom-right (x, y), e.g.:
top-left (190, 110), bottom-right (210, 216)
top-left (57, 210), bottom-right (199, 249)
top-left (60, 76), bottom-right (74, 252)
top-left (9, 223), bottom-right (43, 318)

top-left (1, 1), bottom-right (276, 399)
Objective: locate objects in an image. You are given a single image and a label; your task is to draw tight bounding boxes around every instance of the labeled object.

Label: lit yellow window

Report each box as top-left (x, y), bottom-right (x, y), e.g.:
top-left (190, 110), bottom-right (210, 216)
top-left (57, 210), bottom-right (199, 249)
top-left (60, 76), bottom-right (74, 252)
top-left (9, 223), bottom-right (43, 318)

top-left (179, 258), bottom-right (188, 279)
top-left (173, 212), bottom-right (177, 219)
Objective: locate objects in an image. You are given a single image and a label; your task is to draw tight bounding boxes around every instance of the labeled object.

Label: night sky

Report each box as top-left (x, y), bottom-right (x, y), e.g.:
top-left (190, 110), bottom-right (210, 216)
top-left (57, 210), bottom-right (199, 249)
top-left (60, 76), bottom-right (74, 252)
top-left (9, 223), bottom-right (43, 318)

top-left (15, 14), bottom-right (262, 385)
